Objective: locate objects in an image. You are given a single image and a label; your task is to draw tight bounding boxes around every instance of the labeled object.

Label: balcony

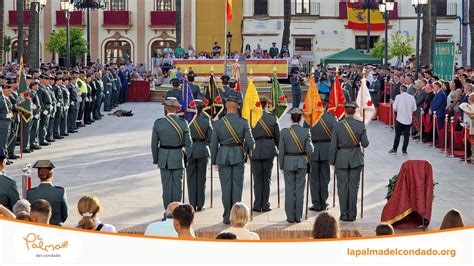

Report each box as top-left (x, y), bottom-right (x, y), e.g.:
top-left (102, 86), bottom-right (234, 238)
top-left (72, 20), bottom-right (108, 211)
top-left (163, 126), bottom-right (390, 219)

top-left (56, 11), bottom-right (84, 27)
top-left (150, 11), bottom-right (176, 29)
top-left (8, 11), bottom-right (30, 27)
top-left (103, 11), bottom-right (132, 30)
top-left (338, 1), bottom-right (398, 20)
top-left (291, 0), bottom-right (320, 16)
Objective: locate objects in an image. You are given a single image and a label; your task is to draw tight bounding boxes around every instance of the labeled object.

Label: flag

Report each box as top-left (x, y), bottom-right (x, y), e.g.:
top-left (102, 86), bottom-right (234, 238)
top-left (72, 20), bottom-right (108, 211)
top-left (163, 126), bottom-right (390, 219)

top-left (178, 79), bottom-right (197, 123)
top-left (203, 75), bottom-right (224, 121)
top-left (242, 78), bottom-right (263, 128)
top-left (268, 75), bottom-right (288, 119)
top-left (302, 75), bottom-right (324, 127)
top-left (16, 58), bottom-right (32, 123)
top-left (327, 74), bottom-right (346, 120)
top-left (347, 2), bottom-right (385, 31)
top-left (226, 0), bottom-right (233, 22)
top-left (354, 77), bottom-right (376, 124)
top-left (233, 61), bottom-right (241, 93)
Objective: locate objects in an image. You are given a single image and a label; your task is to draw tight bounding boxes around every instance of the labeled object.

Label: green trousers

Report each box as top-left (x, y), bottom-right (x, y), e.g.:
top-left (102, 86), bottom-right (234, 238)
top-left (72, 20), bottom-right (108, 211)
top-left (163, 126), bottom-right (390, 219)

top-left (218, 162), bottom-right (245, 223)
top-left (251, 159), bottom-right (273, 210)
top-left (186, 157), bottom-right (208, 209)
top-left (283, 169), bottom-right (307, 222)
top-left (336, 167), bottom-right (362, 220)
top-left (160, 168), bottom-right (183, 211)
top-left (310, 160), bottom-right (330, 209)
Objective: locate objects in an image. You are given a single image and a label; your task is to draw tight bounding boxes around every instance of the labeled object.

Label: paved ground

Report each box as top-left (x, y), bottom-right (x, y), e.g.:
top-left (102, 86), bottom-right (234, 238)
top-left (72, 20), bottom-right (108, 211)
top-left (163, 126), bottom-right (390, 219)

top-left (6, 102), bottom-right (473, 234)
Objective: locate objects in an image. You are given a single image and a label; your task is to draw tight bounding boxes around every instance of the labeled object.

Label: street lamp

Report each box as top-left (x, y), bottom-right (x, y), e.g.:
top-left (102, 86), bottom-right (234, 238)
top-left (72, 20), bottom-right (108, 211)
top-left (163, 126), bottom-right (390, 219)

top-left (29, 0), bottom-right (47, 68)
top-left (379, 0), bottom-right (395, 67)
top-left (60, 0), bottom-right (74, 68)
top-left (226, 32), bottom-right (233, 57)
top-left (412, 0), bottom-right (428, 77)
top-left (71, 0), bottom-right (108, 65)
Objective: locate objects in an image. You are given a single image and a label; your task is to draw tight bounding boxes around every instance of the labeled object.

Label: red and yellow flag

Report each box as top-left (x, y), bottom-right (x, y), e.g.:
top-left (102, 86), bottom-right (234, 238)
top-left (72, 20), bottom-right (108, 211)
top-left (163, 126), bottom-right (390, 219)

top-left (347, 2), bottom-right (385, 31)
top-left (226, 0), bottom-right (233, 22)
top-left (302, 75), bottom-right (323, 127)
top-left (327, 74), bottom-right (346, 121)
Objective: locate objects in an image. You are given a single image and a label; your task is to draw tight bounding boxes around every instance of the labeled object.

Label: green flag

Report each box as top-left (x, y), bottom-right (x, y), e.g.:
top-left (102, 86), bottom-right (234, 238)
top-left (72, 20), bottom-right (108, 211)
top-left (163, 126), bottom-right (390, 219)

top-left (268, 75), bottom-right (288, 119)
top-left (16, 58), bottom-right (33, 123)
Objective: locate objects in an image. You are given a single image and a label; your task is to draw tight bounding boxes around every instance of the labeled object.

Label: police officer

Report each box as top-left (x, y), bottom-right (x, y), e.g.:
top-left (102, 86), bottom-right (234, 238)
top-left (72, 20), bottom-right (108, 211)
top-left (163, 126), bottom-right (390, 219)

top-left (21, 75), bottom-right (35, 153)
top-left (111, 66), bottom-right (121, 108)
top-left (165, 78), bottom-right (182, 102)
top-left (76, 72), bottom-right (88, 126)
top-left (102, 68), bottom-right (113, 112)
top-left (341, 73), bottom-right (353, 102)
top-left (0, 148), bottom-right (20, 211)
top-left (29, 81), bottom-right (42, 150)
top-left (52, 75), bottom-right (64, 139)
top-left (84, 73), bottom-right (94, 125)
top-left (0, 85), bottom-right (13, 158)
top-left (27, 160), bottom-right (69, 226)
top-left (151, 97), bottom-right (192, 211)
top-left (7, 78), bottom-right (20, 159)
top-left (67, 75), bottom-right (79, 133)
top-left (93, 70), bottom-right (104, 120)
top-left (369, 72), bottom-right (381, 112)
top-left (278, 108), bottom-right (313, 223)
top-left (329, 102), bottom-right (369, 221)
top-left (251, 96), bottom-right (279, 212)
top-left (210, 90), bottom-right (255, 224)
top-left (46, 75), bottom-right (57, 142)
top-left (59, 76), bottom-right (70, 136)
top-left (186, 99), bottom-right (212, 211)
top-left (219, 77), bottom-right (242, 118)
top-left (37, 75), bottom-right (52, 146)
top-left (305, 95), bottom-right (337, 212)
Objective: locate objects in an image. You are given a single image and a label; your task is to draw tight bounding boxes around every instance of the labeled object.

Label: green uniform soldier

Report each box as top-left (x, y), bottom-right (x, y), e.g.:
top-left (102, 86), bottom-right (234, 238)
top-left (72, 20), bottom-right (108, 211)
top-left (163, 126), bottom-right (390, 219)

top-left (60, 78), bottom-right (70, 136)
top-left (46, 77), bottom-right (57, 142)
top-left (341, 73), bottom-right (354, 101)
top-left (186, 100), bottom-right (212, 211)
top-left (187, 72), bottom-right (203, 100)
top-left (38, 75), bottom-right (53, 146)
top-left (27, 160), bottom-right (69, 226)
top-left (0, 148), bottom-right (20, 211)
top-left (52, 76), bottom-right (64, 139)
top-left (151, 97), bottom-right (192, 211)
top-left (165, 78), bottom-right (182, 102)
top-left (111, 68), bottom-right (121, 108)
top-left (210, 90), bottom-right (255, 224)
top-left (28, 81), bottom-right (42, 150)
top-left (93, 70), bottom-right (104, 120)
top-left (329, 102), bottom-right (369, 222)
top-left (67, 76), bottom-right (79, 133)
top-left (7, 81), bottom-right (20, 160)
top-left (278, 108), bottom-right (313, 223)
top-left (219, 77), bottom-right (243, 118)
top-left (21, 75), bottom-right (35, 152)
top-left (304, 96), bottom-right (337, 212)
top-left (0, 84), bottom-right (13, 153)
top-left (369, 73), bottom-right (381, 109)
top-left (251, 96), bottom-right (280, 212)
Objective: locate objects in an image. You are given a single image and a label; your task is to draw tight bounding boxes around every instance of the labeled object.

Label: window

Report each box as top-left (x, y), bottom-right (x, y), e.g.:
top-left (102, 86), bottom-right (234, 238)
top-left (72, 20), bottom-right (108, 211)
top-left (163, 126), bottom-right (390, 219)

top-left (11, 40), bottom-right (29, 63)
top-left (294, 38), bottom-right (312, 52)
top-left (157, 0), bottom-right (175, 11)
top-left (151, 40), bottom-right (176, 57)
top-left (355, 36), bottom-right (379, 51)
top-left (110, 0), bottom-right (126, 11)
top-left (254, 0), bottom-right (268, 15)
top-left (295, 0), bottom-right (310, 15)
top-left (105, 41), bottom-right (131, 64)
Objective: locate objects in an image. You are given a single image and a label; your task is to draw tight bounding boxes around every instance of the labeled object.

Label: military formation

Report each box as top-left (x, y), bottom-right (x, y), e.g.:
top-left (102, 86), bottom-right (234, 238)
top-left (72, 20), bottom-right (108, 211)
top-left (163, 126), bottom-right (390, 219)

top-left (151, 74), bottom-right (370, 224)
top-left (0, 63), bottom-right (130, 165)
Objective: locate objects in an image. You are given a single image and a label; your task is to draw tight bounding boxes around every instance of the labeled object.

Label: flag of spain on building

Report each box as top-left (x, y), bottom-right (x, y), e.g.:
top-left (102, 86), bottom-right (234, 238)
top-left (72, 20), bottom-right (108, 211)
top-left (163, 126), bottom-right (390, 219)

top-left (226, 0), bottom-right (233, 22)
top-left (347, 1), bottom-right (385, 31)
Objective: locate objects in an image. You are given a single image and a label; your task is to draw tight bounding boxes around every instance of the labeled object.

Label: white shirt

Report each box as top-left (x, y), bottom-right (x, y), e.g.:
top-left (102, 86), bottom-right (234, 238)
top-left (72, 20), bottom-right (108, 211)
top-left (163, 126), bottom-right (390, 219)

top-left (144, 219), bottom-right (178, 237)
top-left (220, 227), bottom-right (260, 240)
top-left (393, 92), bottom-right (417, 125)
top-left (72, 219), bottom-right (116, 233)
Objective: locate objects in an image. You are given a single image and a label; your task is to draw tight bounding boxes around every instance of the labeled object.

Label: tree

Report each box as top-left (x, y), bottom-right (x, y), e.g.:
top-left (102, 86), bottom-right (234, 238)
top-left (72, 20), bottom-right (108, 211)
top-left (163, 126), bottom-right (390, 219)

top-left (3, 36), bottom-right (12, 64)
top-left (368, 38), bottom-right (387, 60)
top-left (46, 28), bottom-right (88, 64)
top-left (470, 0), bottom-right (474, 66)
top-left (176, 0), bottom-right (181, 46)
top-left (27, 2), bottom-right (40, 68)
top-left (389, 32), bottom-right (414, 59)
top-left (281, 0), bottom-right (291, 52)
top-left (0, 0), bottom-right (4, 64)
top-left (17, 0), bottom-right (24, 62)
top-left (420, 0), bottom-right (437, 66)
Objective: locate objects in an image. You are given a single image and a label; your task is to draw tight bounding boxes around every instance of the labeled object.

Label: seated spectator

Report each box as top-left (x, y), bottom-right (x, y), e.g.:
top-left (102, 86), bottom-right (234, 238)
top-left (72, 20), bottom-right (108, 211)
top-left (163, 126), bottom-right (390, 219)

top-left (220, 202), bottom-right (260, 240)
top-left (216, 232), bottom-right (237, 240)
top-left (311, 211), bottom-right (339, 239)
top-left (375, 223), bottom-right (395, 236)
top-left (446, 89), bottom-right (463, 117)
top-left (30, 199), bottom-right (52, 225)
top-left (0, 204), bottom-right (15, 219)
top-left (26, 160), bottom-right (69, 226)
top-left (440, 209), bottom-right (465, 230)
top-left (145, 202), bottom-right (180, 237)
top-left (74, 195), bottom-right (116, 232)
top-left (0, 148), bottom-right (20, 211)
top-left (16, 211), bottom-right (31, 221)
top-left (12, 199), bottom-right (31, 216)
top-left (173, 204), bottom-right (195, 238)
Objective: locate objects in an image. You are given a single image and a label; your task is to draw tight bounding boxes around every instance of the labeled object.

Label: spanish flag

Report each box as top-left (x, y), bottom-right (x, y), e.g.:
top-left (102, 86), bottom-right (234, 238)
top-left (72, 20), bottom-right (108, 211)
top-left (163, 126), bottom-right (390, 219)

top-left (226, 0), bottom-right (233, 22)
top-left (302, 75), bottom-right (323, 127)
top-left (347, 2), bottom-right (385, 31)
top-left (242, 78), bottom-right (263, 128)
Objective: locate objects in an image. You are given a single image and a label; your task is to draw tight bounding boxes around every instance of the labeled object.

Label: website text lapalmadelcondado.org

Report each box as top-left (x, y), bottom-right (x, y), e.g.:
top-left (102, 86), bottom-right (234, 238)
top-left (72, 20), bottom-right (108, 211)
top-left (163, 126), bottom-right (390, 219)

top-left (347, 248), bottom-right (456, 258)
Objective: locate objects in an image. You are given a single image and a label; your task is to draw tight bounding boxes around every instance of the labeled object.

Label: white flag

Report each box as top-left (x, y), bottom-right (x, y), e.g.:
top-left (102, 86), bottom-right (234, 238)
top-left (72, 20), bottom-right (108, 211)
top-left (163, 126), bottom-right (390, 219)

top-left (354, 78), bottom-right (376, 125)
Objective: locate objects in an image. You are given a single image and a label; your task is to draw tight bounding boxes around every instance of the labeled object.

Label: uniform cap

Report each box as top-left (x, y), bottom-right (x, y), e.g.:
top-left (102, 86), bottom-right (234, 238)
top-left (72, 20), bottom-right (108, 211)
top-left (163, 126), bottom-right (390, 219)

top-left (32, 160), bottom-right (56, 169)
top-left (220, 75), bottom-right (230, 81)
top-left (288, 108), bottom-right (305, 115)
top-left (344, 101), bottom-right (359, 109)
top-left (229, 78), bottom-right (237, 84)
top-left (162, 97), bottom-right (181, 107)
top-left (225, 90), bottom-right (241, 104)
top-left (170, 78), bottom-right (180, 84)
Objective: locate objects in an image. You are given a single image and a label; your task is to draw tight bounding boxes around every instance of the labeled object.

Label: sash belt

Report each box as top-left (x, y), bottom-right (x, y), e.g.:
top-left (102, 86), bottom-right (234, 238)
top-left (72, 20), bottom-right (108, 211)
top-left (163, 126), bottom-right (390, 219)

top-left (312, 139), bottom-right (331, 143)
top-left (160, 145), bottom-right (182, 150)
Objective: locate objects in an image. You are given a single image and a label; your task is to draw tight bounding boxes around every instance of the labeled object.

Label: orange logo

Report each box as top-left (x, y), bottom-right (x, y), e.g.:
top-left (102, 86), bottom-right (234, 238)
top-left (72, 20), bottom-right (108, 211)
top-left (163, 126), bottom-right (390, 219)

top-left (23, 233), bottom-right (69, 253)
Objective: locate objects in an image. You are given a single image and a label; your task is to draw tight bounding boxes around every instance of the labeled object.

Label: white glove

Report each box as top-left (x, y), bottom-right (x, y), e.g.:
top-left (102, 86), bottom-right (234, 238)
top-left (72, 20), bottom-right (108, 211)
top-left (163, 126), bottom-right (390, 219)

top-left (71, 102), bottom-right (75, 106)
top-left (34, 114), bottom-right (40, 119)
top-left (6, 113), bottom-right (13, 119)
top-left (43, 110), bottom-right (49, 115)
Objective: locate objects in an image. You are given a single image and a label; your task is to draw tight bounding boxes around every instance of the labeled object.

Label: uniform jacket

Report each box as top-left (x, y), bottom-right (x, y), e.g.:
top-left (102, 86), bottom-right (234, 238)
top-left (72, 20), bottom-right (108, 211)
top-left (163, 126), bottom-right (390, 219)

top-left (211, 113), bottom-right (255, 166)
top-left (0, 95), bottom-right (13, 129)
top-left (37, 85), bottom-right (52, 115)
top-left (329, 116), bottom-right (369, 169)
top-left (0, 174), bottom-right (20, 211)
top-left (30, 90), bottom-right (42, 118)
top-left (251, 111), bottom-right (280, 160)
top-left (189, 112), bottom-right (212, 159)
top-left (430, 90), bottom-right (447, 119)
top-left (165, 88), bottom-right (182, 102)
top-left (151, 113), bottom-right (192, 169)
top-left (278, 124), bottom-right (313, 171)
top-left (369, 80), bottom-right (381, 93)
top-left (27, 183), bottom-right (69, 226)
top-left (304, 112), bottom-right (337, 161)
top-left (102, 74), bottom-right (113, 95)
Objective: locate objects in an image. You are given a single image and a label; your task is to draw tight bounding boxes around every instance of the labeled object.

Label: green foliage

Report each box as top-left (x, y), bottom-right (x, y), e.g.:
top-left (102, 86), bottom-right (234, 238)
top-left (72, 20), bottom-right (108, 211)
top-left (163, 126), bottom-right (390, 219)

top-left (46, 28), bottom-right (88, 57)
top-left (369, 38), bottom-right (394, 60)
top-left (3, 36), bottom-right (12, 53)
top-left (385, 174), bottom-right (439, 201)
top-left (389, 32), bottom-right (414, 58)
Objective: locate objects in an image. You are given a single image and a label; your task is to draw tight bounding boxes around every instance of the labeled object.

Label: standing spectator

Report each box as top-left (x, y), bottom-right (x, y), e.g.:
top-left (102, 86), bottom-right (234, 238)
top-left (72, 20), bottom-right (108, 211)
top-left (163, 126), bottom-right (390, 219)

top-left (172, 204), bottom-right (195, 238)
top-left (26, 160), bottom-right (69, 226)
top-left (406, 76), bottom-right (416, 96)
top-left (461, 93), bottom-right (474, 162)
top-left (446, 89), bottom-right (462, 117)
top-left (440, 209), bottom-right (465, 230)
top-left (412, 80), bottom-right (426, 139)
top-left (389, 85), bottom-right (417, 155)
top-left (175, 45), bottom-right (186, 59)
top-left (212, 42), bottom-right (222, 58)
top-left (187, 45), bottom-right (196, 59)
top-left (318, 72), bottom-right (332, 98)
top-left (269, 42), bottom-right (279, 59)
top-left (376, 223), bottom-right (395, 236)
top-left (163, 43), bottom-right (174, 57)
top-left (311, 211), bottom-right (339, 239)
top-left (0, 148), bottom-right (20, 211)
top-left (145, 202), bottom-right (180, 237)
top-left (220, 202), bottom-right (260, 240)
top-left (429, 82), bottom-right (447, 139)
top-left (254, 44), bottom-right (264, 59)
top-left (289, 55), bottom-right (301, 70)
top-left (280, 45), bottom-right (290, 58)
top-left (244, 44), bottom-right (252, 58)
top-left (289, 69), bottom-right (302, 108)
top-left (29, 199), bottom-right (52, 225)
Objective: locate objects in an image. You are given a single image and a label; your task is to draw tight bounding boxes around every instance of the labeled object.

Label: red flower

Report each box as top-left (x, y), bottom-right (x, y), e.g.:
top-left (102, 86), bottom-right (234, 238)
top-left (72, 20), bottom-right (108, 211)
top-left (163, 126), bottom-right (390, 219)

top-left (255, 102), bottom-right (261, 108)
top-left (23, 91), bottom-right (30, 98)
top-left (189, 100), bottom-right (196, 108)
top-left (367, 100), bottom-right (373, 107)
top-left (203, 98), bottom-right (209, 106)
top-left (215, 96), bottom-right (222, 103)
top-left (279, 95), bottom-right (286, 102)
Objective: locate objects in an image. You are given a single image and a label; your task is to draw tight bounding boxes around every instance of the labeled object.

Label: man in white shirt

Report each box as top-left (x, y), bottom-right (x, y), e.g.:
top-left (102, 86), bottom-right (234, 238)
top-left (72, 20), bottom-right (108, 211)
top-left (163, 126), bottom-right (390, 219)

top-left (389, 84), bottom-right (417, 155)
top-left (144, 202), bottom-right (180, 237)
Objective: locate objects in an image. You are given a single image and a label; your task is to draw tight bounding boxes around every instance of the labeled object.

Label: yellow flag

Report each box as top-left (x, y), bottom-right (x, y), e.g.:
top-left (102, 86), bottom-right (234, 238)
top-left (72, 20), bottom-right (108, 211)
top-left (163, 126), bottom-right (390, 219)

top-left (302, 75), bottom-right (324, 127)
top-left (242, 78), bottom-right (263, 128)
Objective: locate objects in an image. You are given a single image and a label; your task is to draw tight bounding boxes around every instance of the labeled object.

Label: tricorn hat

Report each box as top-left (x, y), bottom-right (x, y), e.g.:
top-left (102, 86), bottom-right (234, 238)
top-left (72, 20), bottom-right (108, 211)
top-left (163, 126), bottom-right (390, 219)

top-left (288, 108), bottom-right (305, 115)
top-left (344, 101), bottom-right (359, 109)
top-left (33, 160), bottom-right (56, 169)
top-left (162, 97), bottom-right (181, 107)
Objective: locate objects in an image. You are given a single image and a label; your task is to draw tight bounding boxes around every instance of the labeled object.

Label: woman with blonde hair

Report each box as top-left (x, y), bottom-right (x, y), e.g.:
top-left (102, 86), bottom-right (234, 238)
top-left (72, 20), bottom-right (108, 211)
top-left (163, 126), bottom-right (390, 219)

top-left (312, 211), bottom-right (339, 239)
top-left (440, 209), bottom-right (464, 230)
top-left (219, 202), bottom-right (260, 240)
top-left (74, 196), bottom-right (116, 232)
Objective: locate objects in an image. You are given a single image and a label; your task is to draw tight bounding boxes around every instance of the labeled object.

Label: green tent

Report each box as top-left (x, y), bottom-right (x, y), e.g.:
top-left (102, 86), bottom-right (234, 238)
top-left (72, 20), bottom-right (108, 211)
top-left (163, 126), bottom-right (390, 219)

top-left (320, 48), bottom-right (382, 65)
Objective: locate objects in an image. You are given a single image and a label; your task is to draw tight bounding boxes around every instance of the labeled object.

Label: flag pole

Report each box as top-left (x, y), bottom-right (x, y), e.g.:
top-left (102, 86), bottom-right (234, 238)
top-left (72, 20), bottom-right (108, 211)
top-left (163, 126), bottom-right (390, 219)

top-left (273, 68), bottom-right (281, 209)
top-left (210, 70), bottom-right (215, 208)
top-left (224, 1), bottom-right (228, 75)
top-left (360, 71), bottom-right (367, 219)
top-left (305, 69), bottom-right (315, 220)
top-left (250, 109), bottom-right (253, 220)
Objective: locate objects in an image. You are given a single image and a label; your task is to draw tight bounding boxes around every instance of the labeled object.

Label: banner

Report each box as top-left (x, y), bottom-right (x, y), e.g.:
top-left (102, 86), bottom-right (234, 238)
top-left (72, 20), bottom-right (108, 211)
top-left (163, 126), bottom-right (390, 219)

top-left (433, 42), bottom-right (455, 82)
top-left (173, 60), bottom-right (288, 78)
top-left (347, 2), bottom-right (385, 31)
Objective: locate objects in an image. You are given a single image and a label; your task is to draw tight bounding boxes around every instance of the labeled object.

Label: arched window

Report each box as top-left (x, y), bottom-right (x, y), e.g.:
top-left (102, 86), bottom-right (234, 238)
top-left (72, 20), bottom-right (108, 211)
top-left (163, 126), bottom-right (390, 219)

top-left (156, 0), bottom-right (175, 11)
top-left (105, 40), bottom-right (131, 64)
top-left (110, 0), bottom-right (126, 11)
top-left (11, 40), bottom-right (29, 63)
top-left (150, 40), bottom-right (176, 58)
